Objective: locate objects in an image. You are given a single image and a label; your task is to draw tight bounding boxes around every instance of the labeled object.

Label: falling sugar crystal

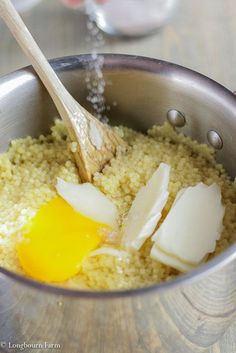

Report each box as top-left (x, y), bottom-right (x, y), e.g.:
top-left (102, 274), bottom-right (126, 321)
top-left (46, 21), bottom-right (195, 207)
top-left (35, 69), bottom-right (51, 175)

top-left (84, 9), bottom-right (109, 123)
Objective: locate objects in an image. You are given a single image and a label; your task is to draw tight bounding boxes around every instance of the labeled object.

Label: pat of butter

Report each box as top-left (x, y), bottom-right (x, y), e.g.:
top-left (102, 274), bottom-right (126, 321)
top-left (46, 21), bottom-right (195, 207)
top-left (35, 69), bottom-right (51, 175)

top-left (122, 163), bottom-right (170, 250)
top-left (56, 178), bottom-right (118, 227)
top-left (151, 183), bottom-right (225, 271)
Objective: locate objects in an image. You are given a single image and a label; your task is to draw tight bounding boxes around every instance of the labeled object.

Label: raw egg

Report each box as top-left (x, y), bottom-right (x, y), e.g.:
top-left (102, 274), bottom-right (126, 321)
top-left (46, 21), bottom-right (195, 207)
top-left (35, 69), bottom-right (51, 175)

top-left (17, 196), bottom-right (110, 282)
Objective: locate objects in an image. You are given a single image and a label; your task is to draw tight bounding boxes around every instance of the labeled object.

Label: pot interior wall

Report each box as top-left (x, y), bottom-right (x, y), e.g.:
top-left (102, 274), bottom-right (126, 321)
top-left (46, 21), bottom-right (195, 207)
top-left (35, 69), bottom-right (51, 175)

top-left (0, 56), bottom-right (236, 178)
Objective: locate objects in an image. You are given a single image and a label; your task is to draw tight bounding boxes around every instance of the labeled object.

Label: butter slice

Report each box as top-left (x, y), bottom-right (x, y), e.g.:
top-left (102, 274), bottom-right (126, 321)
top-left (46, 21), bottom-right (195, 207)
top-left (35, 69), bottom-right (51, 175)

top-left (122, 163), bottom-right (170, 250)
top-left (151, 183), bottom-right (225, 271)
top-left (56, 178), bottom-right (118, 227)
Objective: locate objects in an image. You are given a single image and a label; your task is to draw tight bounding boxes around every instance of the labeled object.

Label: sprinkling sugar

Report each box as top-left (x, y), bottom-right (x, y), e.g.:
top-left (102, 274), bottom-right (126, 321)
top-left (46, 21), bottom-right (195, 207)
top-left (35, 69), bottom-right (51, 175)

top-left (84, 6), bottom-right (109, 123)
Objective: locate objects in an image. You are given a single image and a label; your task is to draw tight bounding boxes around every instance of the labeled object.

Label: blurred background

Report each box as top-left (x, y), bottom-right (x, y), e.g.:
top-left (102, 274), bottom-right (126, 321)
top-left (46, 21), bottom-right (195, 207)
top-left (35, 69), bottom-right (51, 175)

top-left (0, 0), bottom-right (236, 93)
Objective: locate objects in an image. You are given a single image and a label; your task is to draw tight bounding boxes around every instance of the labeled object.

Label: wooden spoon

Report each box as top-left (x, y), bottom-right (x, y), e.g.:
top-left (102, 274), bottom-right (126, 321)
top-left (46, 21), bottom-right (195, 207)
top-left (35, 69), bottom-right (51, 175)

top-left (0, 0), bottom-right (125, 182)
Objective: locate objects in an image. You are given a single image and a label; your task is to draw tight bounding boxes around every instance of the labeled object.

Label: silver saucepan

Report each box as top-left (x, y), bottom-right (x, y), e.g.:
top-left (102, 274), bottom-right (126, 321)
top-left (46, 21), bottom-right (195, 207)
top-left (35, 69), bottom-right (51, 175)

top-left (0, 54), bottom-right (235, 353)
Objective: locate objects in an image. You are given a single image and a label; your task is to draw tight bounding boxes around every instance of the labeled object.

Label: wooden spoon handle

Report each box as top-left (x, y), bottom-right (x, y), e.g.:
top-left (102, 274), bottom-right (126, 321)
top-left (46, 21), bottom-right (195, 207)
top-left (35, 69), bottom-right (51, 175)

top-left (0, 0), bottom-right (126, 183)
top-left (0, 0), bottom-right (75, 126)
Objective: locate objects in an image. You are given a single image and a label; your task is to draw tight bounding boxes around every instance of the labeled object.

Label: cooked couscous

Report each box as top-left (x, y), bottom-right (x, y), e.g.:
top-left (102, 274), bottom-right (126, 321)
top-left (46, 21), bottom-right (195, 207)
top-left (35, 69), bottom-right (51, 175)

top-left (0, 120), bottom-right (235, 289)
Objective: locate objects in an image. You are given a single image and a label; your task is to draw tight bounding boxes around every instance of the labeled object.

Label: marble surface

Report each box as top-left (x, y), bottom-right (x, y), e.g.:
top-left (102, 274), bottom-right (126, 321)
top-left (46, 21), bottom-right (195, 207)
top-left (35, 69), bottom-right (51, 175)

top-left (0, 0), bottom-right (236, 352)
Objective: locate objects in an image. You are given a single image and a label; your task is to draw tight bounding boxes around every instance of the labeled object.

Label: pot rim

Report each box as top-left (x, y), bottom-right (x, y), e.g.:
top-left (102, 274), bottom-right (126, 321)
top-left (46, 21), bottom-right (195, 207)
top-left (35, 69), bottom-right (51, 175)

top-left (0, 53), bottom-right (235, 299)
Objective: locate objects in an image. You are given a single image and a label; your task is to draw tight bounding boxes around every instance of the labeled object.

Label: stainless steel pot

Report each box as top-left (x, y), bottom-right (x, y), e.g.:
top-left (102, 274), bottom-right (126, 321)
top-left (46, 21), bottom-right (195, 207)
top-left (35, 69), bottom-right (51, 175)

top-left (0, 54), bottom-right (235, 353)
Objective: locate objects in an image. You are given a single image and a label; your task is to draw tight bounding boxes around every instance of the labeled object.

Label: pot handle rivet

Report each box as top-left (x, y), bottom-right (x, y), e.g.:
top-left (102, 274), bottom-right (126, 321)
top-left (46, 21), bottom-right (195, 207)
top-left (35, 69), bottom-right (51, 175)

top-left (167, 109), bottom-right (186, 127)
top-left (207, 130), bottom-right (223, 150)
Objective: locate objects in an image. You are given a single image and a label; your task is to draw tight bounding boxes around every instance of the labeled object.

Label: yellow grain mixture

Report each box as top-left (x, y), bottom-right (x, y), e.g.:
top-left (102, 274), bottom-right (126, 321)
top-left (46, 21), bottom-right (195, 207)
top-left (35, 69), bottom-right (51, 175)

top-left (0, 120), bottom-right (235, 290)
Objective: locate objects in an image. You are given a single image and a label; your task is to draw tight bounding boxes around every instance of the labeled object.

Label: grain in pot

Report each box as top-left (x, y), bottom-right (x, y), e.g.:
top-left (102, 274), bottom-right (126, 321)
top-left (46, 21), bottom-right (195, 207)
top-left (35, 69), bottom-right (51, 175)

top-left (0, 119), bottom-right (235, 289)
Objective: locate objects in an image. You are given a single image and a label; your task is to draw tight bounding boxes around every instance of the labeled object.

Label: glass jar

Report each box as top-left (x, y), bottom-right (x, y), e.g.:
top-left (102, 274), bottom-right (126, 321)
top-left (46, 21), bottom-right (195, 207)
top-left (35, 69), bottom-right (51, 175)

top-left (12, 0), bottom-right (41, 12)
top-left (86, 0), bottom-right (178, 37)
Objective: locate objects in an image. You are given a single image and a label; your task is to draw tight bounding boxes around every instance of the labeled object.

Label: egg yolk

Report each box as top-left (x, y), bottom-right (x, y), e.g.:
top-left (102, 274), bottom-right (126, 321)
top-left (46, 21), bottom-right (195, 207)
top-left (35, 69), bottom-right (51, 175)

top-left (17, 197), bottom-right (109, 282)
